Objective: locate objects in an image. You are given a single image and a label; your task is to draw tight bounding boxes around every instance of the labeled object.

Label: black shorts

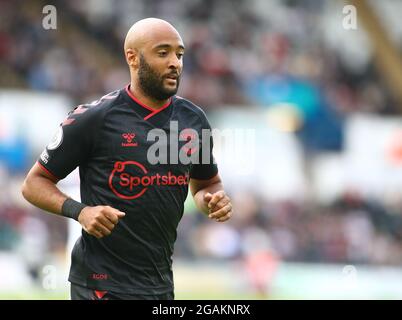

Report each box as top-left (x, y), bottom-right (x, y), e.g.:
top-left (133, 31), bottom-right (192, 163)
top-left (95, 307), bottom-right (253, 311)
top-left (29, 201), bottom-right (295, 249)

top-left (70, 283), bottom-right (174, 300)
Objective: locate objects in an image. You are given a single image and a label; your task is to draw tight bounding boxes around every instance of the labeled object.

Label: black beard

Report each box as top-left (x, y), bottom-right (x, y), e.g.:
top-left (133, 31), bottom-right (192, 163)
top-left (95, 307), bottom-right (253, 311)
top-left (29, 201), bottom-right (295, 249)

top-left (138, 54), bottom-right (180, 100)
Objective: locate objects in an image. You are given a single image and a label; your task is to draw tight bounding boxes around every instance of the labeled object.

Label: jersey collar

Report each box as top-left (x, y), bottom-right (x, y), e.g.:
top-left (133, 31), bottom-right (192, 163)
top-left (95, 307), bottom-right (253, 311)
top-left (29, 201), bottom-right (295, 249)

top-left (124, 84), bottom-right (172, 120)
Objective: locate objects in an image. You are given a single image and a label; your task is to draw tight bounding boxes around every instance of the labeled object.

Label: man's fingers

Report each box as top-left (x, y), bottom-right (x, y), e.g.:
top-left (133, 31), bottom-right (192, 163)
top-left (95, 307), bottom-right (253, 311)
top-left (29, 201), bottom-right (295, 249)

top-left (93, 223), bottom-right (112, 237)
top-left (115, 211), bottom-right (126, 218)
top-left (209, 203), bottom-right (232, 219)
top-left (103, 211), bottom-right (120, 225)
top-left (97, 215), bottom-right (115, 230)
top-left (208, 197), bottom-right (231, 216)
top-left (103, 206), bottom-right (125, 222)
top-left (203, 192), bottom-right (213, 203)
top-left (208, 191), bottom-right (225, 209)
top-left (210, 197), bottom-right (230, 212)
top-left (87, 228), bottom-right (103, 239)
top-left (80, 206), bottom-right (125, 238)
top-left (86, 219), bottom-right (112, 238)
top-left (216, 211), bottom-right (232, 222)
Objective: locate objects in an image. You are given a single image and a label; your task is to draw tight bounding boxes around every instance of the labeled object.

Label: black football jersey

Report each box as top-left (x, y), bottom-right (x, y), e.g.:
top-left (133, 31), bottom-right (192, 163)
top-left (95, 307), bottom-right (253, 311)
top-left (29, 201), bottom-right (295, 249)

top-left (38, 85), bottom-right (218, 294)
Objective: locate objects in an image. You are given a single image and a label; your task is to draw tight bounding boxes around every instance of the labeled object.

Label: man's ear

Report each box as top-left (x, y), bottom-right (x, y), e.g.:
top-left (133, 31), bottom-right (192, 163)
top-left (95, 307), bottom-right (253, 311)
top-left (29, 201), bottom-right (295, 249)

top-left (126, 48), bottom-right (139, 69)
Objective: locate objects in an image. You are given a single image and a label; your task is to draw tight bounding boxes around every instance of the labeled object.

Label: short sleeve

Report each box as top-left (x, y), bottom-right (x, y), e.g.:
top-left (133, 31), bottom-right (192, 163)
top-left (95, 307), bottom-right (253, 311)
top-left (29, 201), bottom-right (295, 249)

top-left (38, 105), bottom-right (98, 180)
top-left (190, 115), bottom-right (218, 180)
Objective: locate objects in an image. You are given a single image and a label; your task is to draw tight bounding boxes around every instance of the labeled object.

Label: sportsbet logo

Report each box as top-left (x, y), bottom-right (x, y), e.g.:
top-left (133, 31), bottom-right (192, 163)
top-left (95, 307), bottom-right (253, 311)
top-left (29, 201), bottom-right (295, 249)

top-left (108, 161), bottom-right (189, 200)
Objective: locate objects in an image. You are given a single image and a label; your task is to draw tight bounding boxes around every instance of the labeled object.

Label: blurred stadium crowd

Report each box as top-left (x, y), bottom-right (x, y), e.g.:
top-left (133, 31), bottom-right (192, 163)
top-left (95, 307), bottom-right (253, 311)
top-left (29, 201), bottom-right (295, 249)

top-left (2, 0), bottom-right (395, 113)
top-left (2, 0), bottom-right (402, 285)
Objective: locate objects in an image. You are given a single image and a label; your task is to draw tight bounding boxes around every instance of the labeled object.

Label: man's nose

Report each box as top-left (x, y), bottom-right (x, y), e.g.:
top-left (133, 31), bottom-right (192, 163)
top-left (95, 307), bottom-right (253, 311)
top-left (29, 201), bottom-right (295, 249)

top-left (168, 54), bottom-right (181, 70)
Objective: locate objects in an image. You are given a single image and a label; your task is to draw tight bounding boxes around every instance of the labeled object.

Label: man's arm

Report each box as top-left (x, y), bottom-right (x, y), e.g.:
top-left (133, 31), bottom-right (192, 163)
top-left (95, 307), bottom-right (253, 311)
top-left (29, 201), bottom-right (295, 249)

top-left (190, 174), bottom-right (233, 222)
top-left (21, 162), bottom-right (125, 238)
top-left (22, 162), bottom-right (66, 214)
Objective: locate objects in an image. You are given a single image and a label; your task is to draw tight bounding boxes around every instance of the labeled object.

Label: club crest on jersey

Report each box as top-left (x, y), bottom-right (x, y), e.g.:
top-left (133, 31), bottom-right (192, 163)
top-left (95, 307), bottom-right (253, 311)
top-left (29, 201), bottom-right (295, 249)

top-left (121, 133), bottom-right (138, 147)
top-left (109, 161), bottom-right (189, 200)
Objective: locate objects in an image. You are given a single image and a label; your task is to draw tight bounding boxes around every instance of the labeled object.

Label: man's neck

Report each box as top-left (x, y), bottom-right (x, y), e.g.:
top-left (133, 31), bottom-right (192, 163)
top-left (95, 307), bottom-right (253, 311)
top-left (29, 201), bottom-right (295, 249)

top-left (129, 82), bottom-right (170, 110)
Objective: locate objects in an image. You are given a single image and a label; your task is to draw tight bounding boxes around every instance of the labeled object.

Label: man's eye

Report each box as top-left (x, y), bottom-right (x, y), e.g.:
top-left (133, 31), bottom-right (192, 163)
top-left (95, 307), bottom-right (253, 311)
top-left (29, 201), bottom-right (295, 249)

top-left (158, 51), bottom-right (168, 57)
top-left (177, 53), bottom-right (184, 59)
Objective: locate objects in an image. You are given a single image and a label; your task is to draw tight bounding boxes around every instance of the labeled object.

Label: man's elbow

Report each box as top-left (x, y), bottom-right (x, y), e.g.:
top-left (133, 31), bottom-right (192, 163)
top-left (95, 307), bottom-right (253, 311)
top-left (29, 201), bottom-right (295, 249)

top-left (21, 172), bottom-right (40, 203)
top-left (21, 176), bottom-right (32, 202)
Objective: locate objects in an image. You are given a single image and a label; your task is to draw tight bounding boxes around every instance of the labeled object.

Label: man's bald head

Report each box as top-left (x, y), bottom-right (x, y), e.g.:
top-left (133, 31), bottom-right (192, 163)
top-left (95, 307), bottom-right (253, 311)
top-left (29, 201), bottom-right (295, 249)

top-left (124, 18), bottom-right (183, 53)
top-left (124, 18), bottom-right (185, 102)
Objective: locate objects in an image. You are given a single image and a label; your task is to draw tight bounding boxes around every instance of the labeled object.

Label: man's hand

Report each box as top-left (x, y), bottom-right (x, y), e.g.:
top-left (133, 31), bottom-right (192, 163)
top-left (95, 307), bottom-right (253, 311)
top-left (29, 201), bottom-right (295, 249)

top-left (78, 206), bottom-right (126, 238)
top-left (203, 191), bottom-right (233, 222)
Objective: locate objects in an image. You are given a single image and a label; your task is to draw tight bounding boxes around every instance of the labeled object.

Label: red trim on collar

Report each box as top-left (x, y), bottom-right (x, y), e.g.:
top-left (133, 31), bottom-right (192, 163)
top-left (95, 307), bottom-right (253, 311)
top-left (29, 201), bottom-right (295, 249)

top-left (125, 84), bottom-right (172, 115)
top-left (143, 102), bottom-right (172, 120)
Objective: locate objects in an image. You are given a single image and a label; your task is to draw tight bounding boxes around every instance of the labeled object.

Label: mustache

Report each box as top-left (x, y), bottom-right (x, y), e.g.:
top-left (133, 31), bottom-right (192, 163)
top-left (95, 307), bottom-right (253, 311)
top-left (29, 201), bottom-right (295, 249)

top-left (164, 72), bottom-right (180, 79)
